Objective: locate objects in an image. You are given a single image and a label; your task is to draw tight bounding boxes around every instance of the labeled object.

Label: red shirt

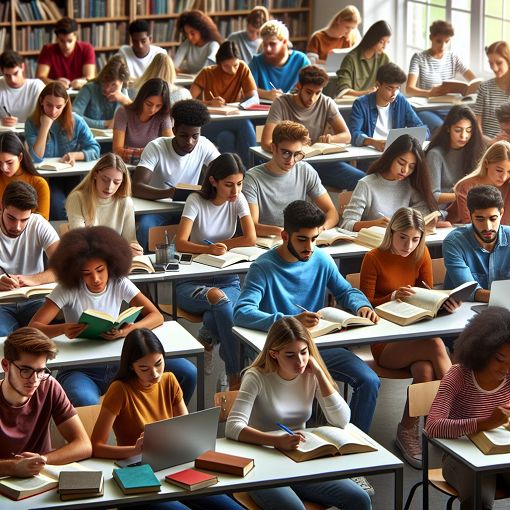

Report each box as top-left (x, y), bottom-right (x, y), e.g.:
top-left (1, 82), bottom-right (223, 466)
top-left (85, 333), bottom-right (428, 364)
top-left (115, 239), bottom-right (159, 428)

top-left (38, 41), bottom-right (95, 81)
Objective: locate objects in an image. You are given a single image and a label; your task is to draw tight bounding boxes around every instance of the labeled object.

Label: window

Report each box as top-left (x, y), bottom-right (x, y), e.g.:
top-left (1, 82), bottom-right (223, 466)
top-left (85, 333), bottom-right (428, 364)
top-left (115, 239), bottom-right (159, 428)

top-left (484, 1), bottom-right (510, 71)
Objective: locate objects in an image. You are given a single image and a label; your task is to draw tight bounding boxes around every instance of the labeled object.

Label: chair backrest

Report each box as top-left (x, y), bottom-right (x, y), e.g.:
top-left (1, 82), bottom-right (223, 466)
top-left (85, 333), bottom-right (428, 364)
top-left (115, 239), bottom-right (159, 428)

top-left (431, 257), bottom-right (446, 287)
top-left (214, 391), bottom-right (239, 422)
top-left (59, 222), bottom-right (70, 236)
top-left (338, 191), bottom-right (353, 221)
top-left (148, 224), bottom-right (179, 252)
top-left (76, 404), bottom-right (102, 438)
top-left (408, 380), bottom-right (441, 418)
top-left (346, 273), bottom-right (360, 289)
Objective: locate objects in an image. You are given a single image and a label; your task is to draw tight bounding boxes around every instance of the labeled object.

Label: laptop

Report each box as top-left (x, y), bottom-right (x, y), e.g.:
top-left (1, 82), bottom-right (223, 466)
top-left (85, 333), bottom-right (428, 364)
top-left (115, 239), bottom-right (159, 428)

top-left (325, 48), bottom-right (350, 72)
top-left (116, 406), bottom-right (220, 471)
top-left (384, 126), bottom-right (428, 150)
top-left (472, 280), bottom-right (510, 314)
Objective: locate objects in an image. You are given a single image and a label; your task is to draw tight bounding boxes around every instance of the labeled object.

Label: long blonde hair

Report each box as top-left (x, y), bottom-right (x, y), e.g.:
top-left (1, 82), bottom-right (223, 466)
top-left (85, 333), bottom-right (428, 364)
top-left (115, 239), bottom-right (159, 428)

top-left (135, 53), bottom-right (177, 91)
top-left (328, 5), bottom-right (362, 46)
top-left (66, 153), bottom-right (131, 224)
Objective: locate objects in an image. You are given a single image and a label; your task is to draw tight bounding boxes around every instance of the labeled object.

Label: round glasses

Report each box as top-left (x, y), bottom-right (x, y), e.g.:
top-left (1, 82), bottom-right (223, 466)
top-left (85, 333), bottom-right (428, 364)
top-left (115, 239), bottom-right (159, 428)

top-left (279, 148), bottom-right (305, 162)
top-left (11, 361), bottom-right (52, 380)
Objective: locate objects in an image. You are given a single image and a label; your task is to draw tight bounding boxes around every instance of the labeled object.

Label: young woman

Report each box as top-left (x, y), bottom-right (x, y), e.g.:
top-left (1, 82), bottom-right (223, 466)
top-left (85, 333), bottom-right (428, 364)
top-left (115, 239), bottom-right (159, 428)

top-left (448, 140), bottom-right (510, 224)
top-left (341, 134), bottom-right (439, 231)
top-left (25, 82), bottom-right (100, 220)
top-left (426, 105), bottom-right (486, 208)
top-left (307, 5), bottom-right (362, 64)
top-left (73, 55), bottom-right (131, 129)
top-left (91, 329), bottom-right (244, 510)
top-left (175, 153), bottom-right (256, 390)
top-left (426, 307), bottom-right (510, 509)
top-left (473, 41), bottom-right (510, 138)
top-left (225, 317), bottom-right (371, 510)
top-left (174, 10), bottom-right (223, 75)
top-left (191, 40), bottom-right (257, 164)
top-left (112, 77), bottom-right (173, 165)
top-left (359, 207), bottom-right (454, 468)
top-left (29, 226), bottom-right (196, 407)
top-left (65, 153), bottom-right (142, 256)
top-left (0, 132), bottom-right (50, 219)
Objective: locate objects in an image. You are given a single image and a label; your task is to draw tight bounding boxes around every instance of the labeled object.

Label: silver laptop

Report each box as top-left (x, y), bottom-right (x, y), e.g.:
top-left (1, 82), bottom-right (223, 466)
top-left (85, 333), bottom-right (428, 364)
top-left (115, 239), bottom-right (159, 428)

top-left (384, 126), bottom-right (428, 150)
top-left (325, 48), bottom-right (350, 72)
top-left (472, 280), bottom-right (510, 314)
top-left (116, 407), bottom-right (220, 471)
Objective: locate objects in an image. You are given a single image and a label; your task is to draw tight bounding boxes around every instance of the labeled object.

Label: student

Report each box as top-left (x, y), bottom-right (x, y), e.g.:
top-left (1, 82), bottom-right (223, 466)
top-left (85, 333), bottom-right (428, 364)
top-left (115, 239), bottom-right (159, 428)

top-left (443, 185), bottom-right (510, 303)
top-left (91, 328), bottom-right (243, 510)
top-left (324, 20), bottom-right (391, 99)
top-left (0, 181), bottom-right (59, 336)
top-left (341, 134), bottom-right (438, 231)
top-left (132, 99), bottom-right (220, 251)
top-left (426, 308), bottom-right (510, 509)
top-left (116, 19), bottom-right (168, 79)
top-left (243, 121), bottom-right (339, 237)
top-left (447, 141), bottom-right (510, 224)
top-left (0, 132), bottom-right (50, 220)
top-left (249, 20), bottom-right (310, 101)
top-left (262, 65), bottom-right (364, 190)
top-left (0, 50), bottom-right (44, 126)
top-left (226, 317), bottom-right (371, 510)
top-left (234, 200), bottom-right (381, 436)
top-left (73, 55), bottom-right (131, 129)
top-left (493, 102), bottom-right (510, 143)
top-left (29, 226), bottom-right (196, 406)
top-left (36, 17), bottom-right (95, 89)
top-left (426, 105), bottom-right (486, 209)
top-left (191, 40), bottom-right (257, 164)
top-left (359, 207), bottom-right (454, 468)
top-left (65, 153), bottom-right (142, 256)
top-left (227, 6), bottom-right (269, 64)
top-left (175, 153), bottom-right (256, 389)
top-left (473, 41), bottom-right (510, 138)
top-left (112, 78), bottom-right (172, 165)
top-left (306, 5), bottom-right (362, 64)
top-left (173, 10), bottom-right (223, 75)
top-left (0, 327), bottom-right (91, 476)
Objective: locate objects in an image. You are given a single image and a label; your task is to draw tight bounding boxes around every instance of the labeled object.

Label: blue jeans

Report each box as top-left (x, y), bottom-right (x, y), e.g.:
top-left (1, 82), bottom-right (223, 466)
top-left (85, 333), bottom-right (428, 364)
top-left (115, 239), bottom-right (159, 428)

top-left (250, 478), bottom-right (371, 510)
top-left (129, 494), bottom-right (242, 510)
top-left (137, 212), bottom-right (182, 253)
top-left (417, 110), bottom-right (448, 136)
top-left (0, 298), bottom-right (45, 336)
top-left (50, 176), bottom-right (81, 220)
top-left (176, 275), bottom-right (240, 376)
top-left (321, 347), bottom-right (380, 433)
top-left (313, 161), bottom-right (366, 191)
top-left (57, 357), bottom-right (197, 407)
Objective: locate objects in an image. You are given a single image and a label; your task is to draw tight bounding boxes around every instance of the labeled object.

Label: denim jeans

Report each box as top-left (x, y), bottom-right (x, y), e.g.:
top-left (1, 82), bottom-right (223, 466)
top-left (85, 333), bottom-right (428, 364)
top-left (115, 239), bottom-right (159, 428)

top-left (137, 212), bottom-right (182, 253)
top-left (417, 109), bottom-right (448, 136)
top-left (50, 176), bottom-right (81, 221)
top-left (0, 298), bottom-right (45, 336)
top-left (313, 161), bottom-right (366, 191)
top-left (128, 494), bottom-right (243, 510)
top-left (57, 357), bottom-right (197, 407)
top-left (321, 347), bottom-right (380, 433)
top-left (176, 275), bottom-right (240, 376)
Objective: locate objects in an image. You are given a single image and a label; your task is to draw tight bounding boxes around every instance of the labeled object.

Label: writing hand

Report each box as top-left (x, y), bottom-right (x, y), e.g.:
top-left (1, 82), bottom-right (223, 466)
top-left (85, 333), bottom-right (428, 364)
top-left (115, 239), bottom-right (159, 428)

top-left (12, 453), bottom-right (47, 477)
top-left (274, 432), bottom-right (306, 451)
top-left (1, 116), bottom-right (18, 127)
top-left (208, 243), bottom-right (228, 256)
top-left (0, 274), bottom-right (20, 290)
top-left (295, 311), bottom-right (321, 328)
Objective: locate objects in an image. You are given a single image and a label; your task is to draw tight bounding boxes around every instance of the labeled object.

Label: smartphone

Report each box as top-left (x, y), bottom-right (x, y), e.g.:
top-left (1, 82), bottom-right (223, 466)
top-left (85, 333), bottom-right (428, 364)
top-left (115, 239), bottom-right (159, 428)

top-left (179, 253), bottom-right (193, 265)
top-left (154, 262), bottom-right (180, 272)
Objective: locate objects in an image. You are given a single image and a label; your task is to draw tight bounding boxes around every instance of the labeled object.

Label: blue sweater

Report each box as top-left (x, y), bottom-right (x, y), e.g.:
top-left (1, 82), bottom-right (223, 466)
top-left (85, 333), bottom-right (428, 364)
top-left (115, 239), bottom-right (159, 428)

top-left (233, 247), bottom-right (371, 331)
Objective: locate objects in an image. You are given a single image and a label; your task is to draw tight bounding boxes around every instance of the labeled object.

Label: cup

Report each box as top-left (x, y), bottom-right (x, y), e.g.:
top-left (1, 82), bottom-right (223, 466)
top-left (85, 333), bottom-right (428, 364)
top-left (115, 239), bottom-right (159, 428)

top-left (155, 244), bottom-right (173, 265)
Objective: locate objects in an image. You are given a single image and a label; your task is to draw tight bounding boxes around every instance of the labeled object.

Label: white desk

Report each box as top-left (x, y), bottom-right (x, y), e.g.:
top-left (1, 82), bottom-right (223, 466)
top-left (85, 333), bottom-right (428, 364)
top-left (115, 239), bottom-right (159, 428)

top-left (408, 97), bottom-right (475, 111)
top-left (132, 197), bottom-right (185, 216)
top-left (210, 109), bottom-right (269, 123)
top-left (175, 74), bottom-right (196, 87)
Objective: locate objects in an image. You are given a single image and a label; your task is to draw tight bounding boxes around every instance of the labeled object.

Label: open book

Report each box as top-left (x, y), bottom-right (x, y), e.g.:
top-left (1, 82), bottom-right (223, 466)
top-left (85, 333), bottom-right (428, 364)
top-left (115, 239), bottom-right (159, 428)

top-left (278, 425), bottom-right (377, 462)
top-left (0, 282), bottom-right (57, 303)
top-left (36, 161), bottom-right (73, 171)
top-left (334, 95), bottom-right (357, 105)
top-left (90, 128), bottom-right (113, 137)
top-left (307, 307), bottom-right (374, 338)
top-left (302, 142), bottom-right (347, 158)
top-left (130, 255), bottom-right (155, 274)
top-left (375, 281), bottom-right (478, 326)
top-left (207, 105), bottom-right (240, 116)
top-left (435, 78), bottom-right (482, 97)
top-left (316, 227), bottom-right (357, 246)
top-left (78, 306), bottom-right (143, 339)
top-left (173, 182), bottom-right (202, 202)
top-left (470, 425), bottom-right (510, 455)
top-left (256, 235), bottom-right (282, 249)
top-left (194, 246), bottom-right (266, 268)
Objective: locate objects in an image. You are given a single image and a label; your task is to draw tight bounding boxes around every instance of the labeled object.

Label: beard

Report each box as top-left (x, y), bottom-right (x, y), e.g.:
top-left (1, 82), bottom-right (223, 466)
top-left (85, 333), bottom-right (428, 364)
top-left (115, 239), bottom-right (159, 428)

top-left (264, 45), bottom-right (287, 66)
top-left (287, 238), bottom-right (312, 262)
top-left (472, 223), bottom-right (498, 245)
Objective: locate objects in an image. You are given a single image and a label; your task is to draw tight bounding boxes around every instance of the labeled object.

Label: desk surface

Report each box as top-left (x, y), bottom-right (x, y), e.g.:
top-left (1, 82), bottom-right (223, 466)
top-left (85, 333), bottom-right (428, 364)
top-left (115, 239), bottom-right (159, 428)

top-left (37, 158), bottom-right (97, 178)
top-left (132, 197), bottom-right (185, 216)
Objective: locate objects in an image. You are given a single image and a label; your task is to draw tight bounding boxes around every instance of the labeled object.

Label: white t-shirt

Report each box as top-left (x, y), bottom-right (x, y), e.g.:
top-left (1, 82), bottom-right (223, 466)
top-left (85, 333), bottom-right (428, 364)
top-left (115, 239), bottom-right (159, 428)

top-left (0, 77), bottom-right (45, 122)
top-left (48, 277), bottom-right (139, 323)
top-left (0, 214), bottom-right (59, 275)
top-left (116, 45), bottom-right (167, 78)
top-left (182, 192), bottom-right (250, 244)
top-left (373, 103), bottom-right (392, 139)
top-left (138, 136), bottom-right (220, 189)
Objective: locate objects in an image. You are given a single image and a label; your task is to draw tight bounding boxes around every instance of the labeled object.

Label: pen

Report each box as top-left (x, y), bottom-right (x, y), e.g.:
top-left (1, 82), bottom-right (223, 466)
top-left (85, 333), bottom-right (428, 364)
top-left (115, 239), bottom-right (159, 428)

top-left (422, 280), bottom-right (432, 290)
top-left (295, 304), bottom-right (309, 313)
top-left (164, 229), bottom-right (169, 245)
top-left (0, 265), bottom-right (11, 278)
top-left (3, 105), bottom-right (11, 117)
top-left (203, 239), bottom-right (214, 245)
top-left (276, 423), bottom-right (295, 435)
top-left (377, 211), bottom-right (387, 218)
top-left (268, 81), bottom-right (277, 90)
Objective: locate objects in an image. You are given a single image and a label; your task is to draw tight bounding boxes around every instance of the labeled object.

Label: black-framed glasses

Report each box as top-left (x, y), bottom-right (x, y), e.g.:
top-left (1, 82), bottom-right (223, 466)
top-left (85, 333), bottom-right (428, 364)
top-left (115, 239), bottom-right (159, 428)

top-left (11, 361), bottom-right (51, 380)
top-left (279, 148), bottom-right (305, 162)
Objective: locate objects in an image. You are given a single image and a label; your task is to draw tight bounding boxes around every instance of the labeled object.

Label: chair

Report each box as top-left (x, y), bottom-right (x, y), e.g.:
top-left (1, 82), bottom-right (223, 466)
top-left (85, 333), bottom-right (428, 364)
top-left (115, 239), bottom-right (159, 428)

top-left (431, 257), bottom-right (446, 288)
top-left (50, 404), bottom-right (101, 448)
top-left (338, 191), bottom-right (353, 221)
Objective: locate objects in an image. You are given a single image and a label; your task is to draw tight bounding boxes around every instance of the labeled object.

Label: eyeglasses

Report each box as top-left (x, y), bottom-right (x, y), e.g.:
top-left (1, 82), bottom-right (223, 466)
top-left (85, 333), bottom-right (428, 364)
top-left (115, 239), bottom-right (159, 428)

top-left (11, 361), bottom-right (51, 381)
top-left (279, 148), bottom-right (305, 162)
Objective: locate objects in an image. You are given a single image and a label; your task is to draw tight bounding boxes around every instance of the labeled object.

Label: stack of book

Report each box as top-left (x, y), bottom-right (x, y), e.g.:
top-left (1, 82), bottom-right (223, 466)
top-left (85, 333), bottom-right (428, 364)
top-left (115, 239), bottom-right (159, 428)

top-left (58, 470), bottom-right (104, 501)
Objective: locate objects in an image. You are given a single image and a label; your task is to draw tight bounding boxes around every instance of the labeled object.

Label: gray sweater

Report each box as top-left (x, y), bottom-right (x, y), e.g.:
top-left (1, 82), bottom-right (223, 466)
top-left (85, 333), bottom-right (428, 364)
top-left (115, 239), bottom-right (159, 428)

top-left (426, 146), bottom-right (467, 202)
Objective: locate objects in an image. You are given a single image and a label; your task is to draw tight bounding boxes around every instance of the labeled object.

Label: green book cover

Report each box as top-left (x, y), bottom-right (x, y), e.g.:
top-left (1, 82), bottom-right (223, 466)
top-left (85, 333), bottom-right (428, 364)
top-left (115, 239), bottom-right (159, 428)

top-left (112, 464), bottom-right (160, 494)
top-left (78, 306), bottom-right (143, 339)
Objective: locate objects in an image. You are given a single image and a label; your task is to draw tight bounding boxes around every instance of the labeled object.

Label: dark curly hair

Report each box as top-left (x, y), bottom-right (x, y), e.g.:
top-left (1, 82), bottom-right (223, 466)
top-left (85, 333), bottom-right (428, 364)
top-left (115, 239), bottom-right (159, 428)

top-left (49, 226), bottom-right (132, 289)
top-left (454, 307), bottom-right (510, 371)
top-left (283, 200), bottom-right (325, 234)
top-left (171, 99), bottom-right (210, 129)
top-left (177, 10), bottom-right (223, 44)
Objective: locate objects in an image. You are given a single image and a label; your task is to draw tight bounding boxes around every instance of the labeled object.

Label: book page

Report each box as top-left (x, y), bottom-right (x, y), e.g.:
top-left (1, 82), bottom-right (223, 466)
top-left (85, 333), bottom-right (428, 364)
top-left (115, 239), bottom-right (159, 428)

top-left (318, 307), bottom-right (356, 323)
top-left (482, 426), bottom-right (510, 446)
top-left (404, 287), bottom-right (446, 312)
top-left (230, 246), bottom-right (266, 260)
top-left (80, 309), bottom-right (115, 323)
top-left (376, 299), bottom-right (430, 318)
top-left (294, 430), bottom-right (330, 453)
top-left (311, 426), bottom-right (367, 449)
top-left (0, 473), bottom-right (56, 490)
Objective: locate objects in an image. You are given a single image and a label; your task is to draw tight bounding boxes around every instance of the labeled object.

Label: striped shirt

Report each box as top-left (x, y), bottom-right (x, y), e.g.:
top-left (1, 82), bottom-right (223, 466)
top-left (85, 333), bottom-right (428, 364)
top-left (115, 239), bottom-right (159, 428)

top-left (426, 364), bottom-right (510, 439)
top-left (408, 50), bottom-right (467, 90)
top-left (473, 79), bottom-right (510, 137)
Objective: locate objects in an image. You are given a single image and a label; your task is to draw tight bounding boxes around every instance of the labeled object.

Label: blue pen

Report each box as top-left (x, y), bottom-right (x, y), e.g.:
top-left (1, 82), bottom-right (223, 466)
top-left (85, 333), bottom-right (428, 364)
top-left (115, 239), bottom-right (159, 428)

top-left (276, 423), bottom-right (295, 435)
top-left (203, 239), bottom-right (214, 245)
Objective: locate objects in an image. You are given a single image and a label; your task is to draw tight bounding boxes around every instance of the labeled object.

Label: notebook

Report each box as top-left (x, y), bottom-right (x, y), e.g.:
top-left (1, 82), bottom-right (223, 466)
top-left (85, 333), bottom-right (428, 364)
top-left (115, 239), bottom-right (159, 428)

top-left (471, 280), bottom-right (510, 314)
top-left (384, 126), bottom-right (428, 150)
top-left (325, 48), bottom-right (350, 72)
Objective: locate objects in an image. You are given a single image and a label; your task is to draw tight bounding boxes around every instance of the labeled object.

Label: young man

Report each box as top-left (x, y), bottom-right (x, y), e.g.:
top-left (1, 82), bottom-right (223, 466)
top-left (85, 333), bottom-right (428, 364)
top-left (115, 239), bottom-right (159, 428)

top-left (116, 20), bottom-right (167, 79)
top-left (243, 121), bottom-right (339, 237)
top-left (350, 63), bottom-right (428, 152)
top-left (0, 182), bottom-right (59, 336)
top-left (0, 327), bottom-right (91, 476)
top-left (443, 185), bottom-right (510, 302)
top-left (0, 51), bottom-right (44, 126)
top-left (36, 17), bottom-right (95, 89)
top-left (493, 103), bottom-right (510, 143)
top-left (132, 99), bottom-right (220, 250)
top-left (226, 6), bottom-right (267, 64)
top-left (261, 65), bottom-right (365, 190)
top-left (249, 20), bottom-right (310, 101)
top-left (234, 200), bottom-right (380, 434)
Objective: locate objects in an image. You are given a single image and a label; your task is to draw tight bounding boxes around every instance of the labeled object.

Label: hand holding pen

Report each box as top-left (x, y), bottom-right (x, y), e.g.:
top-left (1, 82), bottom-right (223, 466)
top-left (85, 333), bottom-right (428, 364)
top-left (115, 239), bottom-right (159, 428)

top-left (203, 239), bottom-right (227, 256)
top-left (294, 304), bottom-right (321, 328)
top-left (0, 265), bottom-right (20, 290)
top-left (1, 105), bottom-right (17, 127)
top-left (267, 81), bottom-right (283, 100)
top-left (275, 423), bottom-right (305, 450)
top-left (208, 91), bottom-right (226, 107)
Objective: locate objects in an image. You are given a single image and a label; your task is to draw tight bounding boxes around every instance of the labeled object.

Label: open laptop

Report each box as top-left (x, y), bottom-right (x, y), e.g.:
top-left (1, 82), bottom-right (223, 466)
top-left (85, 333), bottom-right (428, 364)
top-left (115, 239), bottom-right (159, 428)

top-left (325, 48), bottom-right (350, 72)
top-left (472, 280), bottom-right (510, 314)
top-left (384, 126), bottom-right (428, 150)
top-left (116, 406), bottom-right (220, 471)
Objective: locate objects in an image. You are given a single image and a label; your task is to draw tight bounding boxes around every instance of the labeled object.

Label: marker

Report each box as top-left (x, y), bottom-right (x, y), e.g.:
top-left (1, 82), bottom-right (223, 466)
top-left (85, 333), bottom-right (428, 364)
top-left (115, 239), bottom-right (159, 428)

top-left (295, 304), bottom-right (309, 313)
top-left (203, 239), bottom-right (214, 245)
top-left (276, 423), bottom-right (295, 436)
top-left (3, 105), bottom-right (11, 117)
top-left (0, 265), bottom-right (11, 278)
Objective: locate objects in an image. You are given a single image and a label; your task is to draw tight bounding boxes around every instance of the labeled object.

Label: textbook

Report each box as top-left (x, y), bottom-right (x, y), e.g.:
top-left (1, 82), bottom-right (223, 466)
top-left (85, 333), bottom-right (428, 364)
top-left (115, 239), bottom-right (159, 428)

top-left (173, 182), bottom-right (202, 202)
top-left (78, 306), bottom-right (143, 339)
top-left (112, 464), bottom-right (161, 495)
top-left (374, 281), bottom-right (478, 326)
top-left (58, 470), bottom-right (104, 500)
top-left (470, 425), bottom-right (510, 455)
top-left (334, 95), bottom-right (357, 105)
top-left (353, 226), bottom-right (387, 248)
top-left (308, 307), bottom-right (374, 338)
top-left (302, 142), bottom-right (348, 158)
top-left (130, 255), bottom-right (155, 274)
top-left (0, 282), bottom-right (57, 303)
top-left (316, 228), bottom-right (357, 246)
top-left (90, 128), bottom-right (113, 138)
top-left (207, 105), bottom-right (241, 116)
top-left (165, 468), bottom-right (218, 491)
top-left (436, 78), bottom-right (482, 96)
top-left (278, 425), bottom-right (377, 462)
top-left (36, 161), bottom-right (73, 171)
top-left (256, 235), bottom-right (282, 249)
top-left (195, 450), bottom-right (254, 477)
top-left (194, 246), bottom-right (266, 268)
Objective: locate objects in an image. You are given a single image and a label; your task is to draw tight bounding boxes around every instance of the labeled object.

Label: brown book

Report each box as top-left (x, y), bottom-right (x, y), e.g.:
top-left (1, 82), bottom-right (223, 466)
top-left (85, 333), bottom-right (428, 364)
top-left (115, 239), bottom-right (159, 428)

top-left (207, 105), bottom-right (240, 116)
top-left (315, 228), bottom-right (357, 246)
top-left (130, 255), bottom-right (155, 274)
top-left (302, 142), bottom-right (348, 158)
top-left (470, 425), bottom-right (510, 455)
top-left (195, 450), bottom-right (254, 477)
top-left (58, 470), bottom-right (103, 496)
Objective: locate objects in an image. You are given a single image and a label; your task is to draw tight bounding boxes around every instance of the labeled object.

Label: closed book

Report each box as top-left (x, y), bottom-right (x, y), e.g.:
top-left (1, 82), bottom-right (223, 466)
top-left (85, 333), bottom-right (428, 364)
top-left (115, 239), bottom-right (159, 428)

top-left (165, 468), bottom-right (218, 491)
top-left (78, 306), bottom-right (143, 339)
top-left (58, 470), bottom-right (103, 495)
top-left (470, 426), bottom-right (510, 455)
top-left (112, 464), bottom-right (161, 495)
top-left (195, 450), bottom-right (254, 477)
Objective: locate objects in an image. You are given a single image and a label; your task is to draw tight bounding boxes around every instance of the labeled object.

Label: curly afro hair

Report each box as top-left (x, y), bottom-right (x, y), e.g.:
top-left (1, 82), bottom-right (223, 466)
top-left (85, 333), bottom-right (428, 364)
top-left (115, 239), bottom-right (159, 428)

top-left (50, 226), bottom-right (132, 289)
top-left (171, 99), bottom-right (210, 129)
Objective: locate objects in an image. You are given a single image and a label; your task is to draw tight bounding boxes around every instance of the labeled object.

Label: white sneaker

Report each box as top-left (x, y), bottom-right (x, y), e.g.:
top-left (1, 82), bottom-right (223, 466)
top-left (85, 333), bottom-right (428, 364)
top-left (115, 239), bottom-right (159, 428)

top-left (351, 476), bottom-right (375, 497)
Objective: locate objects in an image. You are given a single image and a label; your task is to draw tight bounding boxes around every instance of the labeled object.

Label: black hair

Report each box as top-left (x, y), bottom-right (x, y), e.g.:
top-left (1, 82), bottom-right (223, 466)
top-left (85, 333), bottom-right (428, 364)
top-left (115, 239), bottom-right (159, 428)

top-left (177, 10), bottom-right (223, 44)
top-left (128, 19), bottom-right (150, 35)
top-left (54, 17), bottom-right (78, 35)
top-left (376, 63), bottom-right (406, 85)
top-left (0, 50), bottom-right (24, 70)
top-left (215, 41), bottom-right (240, 64)
top-left (1, 181), bottom-right (37, 210)
top-left (358, 20), bottom-right (392, 52)
top-left (283, 200), bottom-right (325, 234)
top-left (171, 99), bottom-right (210, 129)
top-left (0, 132), bottom-right (39, 177)
top-left (199, 153), bottom-right (245, 200)
top-left (127, 78), bottom-right (171, 116)
top-left (466, 185), bottom-right (504, 213)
